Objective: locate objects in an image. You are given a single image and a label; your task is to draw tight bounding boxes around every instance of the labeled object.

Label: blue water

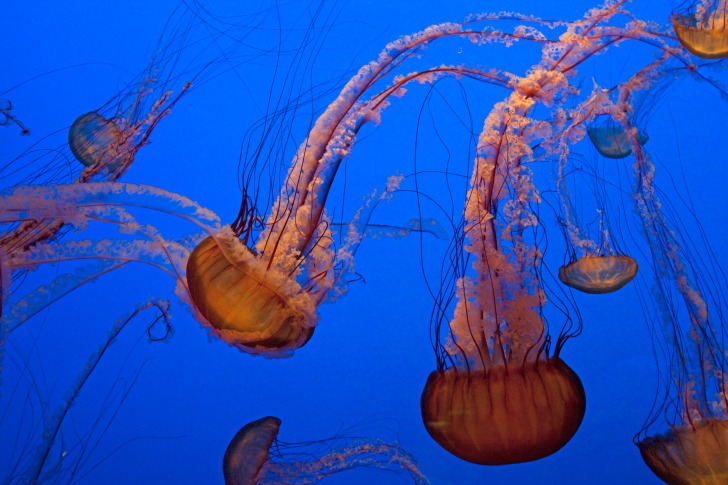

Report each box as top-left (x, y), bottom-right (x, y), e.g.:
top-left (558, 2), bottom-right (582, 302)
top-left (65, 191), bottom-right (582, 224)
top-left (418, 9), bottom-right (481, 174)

top-left (2, 1), bottom-right (726, 483)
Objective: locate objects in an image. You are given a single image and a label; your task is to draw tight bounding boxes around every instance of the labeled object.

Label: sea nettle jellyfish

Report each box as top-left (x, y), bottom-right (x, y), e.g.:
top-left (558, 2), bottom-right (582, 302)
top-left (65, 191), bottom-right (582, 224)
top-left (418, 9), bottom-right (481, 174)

top-left (415, 0), bottom-right (702, 464)
top-left (672, 0), bottom-right (728, 59)
top-left (183, 9), bottom-right (574, 356)
top-left (222, 417), bottom-right (429, 484)
top-left (614, 66), bottom-right (728, 483)
top-left (421, 99), bottom-right (588, 462)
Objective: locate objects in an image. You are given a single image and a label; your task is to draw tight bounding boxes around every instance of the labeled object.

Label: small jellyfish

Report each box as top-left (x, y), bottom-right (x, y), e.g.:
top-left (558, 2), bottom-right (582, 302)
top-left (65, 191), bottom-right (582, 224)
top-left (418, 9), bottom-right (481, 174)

top-left (587, 116), bottom-right (649, 159)
top-left (558, 255), bottom-right (638, 294)
top-left (223, 417), bottom-right (429, 484)
top-left (672, 0), bottom-right (728, 59)
top-left (223, 417), bottom-right (281, 485)
top-left (67, 111), bottom-right (125, 172)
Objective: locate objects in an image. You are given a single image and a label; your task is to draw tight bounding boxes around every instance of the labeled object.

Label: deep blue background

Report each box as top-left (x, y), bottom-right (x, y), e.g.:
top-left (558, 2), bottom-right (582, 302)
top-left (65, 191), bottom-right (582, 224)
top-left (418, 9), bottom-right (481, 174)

top-left (2, 1), bottom-right (726, 483)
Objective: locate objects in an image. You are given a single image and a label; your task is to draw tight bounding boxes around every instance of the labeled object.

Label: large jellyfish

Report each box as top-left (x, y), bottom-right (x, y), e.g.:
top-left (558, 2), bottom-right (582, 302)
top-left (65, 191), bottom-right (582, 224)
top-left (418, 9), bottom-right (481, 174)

top-left (615, 70), bottom-right (728, 484)
top-left (222, 416), bottom-right (429, 484)
top-left (415, 1), bottom-right (709, 466)
top-left (672, 0), bottom-right (728, 59)
top-left (182, 11), bottom-right (570, 356)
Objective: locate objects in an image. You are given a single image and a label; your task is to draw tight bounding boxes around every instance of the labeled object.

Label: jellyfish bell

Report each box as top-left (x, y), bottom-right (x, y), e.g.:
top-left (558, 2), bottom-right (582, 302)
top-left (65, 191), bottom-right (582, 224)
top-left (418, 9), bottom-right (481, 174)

top-left (223, 416), bottom-right (281, 485)
top-left (672, 0), bottom-right (728, 59)
top-left (587, 117), bottom-right (649, 159)
top-left (186, 234), bottom-right (316, 353)
top-left (558, 254), bottom-right (638, 294)
top-left (637, 419), bottom-right (728, 484)
top-left (421, 358), bottom-right (586, 465)
top-left (68, 111), bottom-right (124, 172)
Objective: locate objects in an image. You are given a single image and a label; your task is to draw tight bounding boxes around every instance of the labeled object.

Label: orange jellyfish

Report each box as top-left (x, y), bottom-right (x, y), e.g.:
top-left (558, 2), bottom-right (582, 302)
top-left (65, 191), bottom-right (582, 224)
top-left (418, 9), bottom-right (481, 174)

top-left (183, 15), bottom-right (552, 356)
top-left (417, 2), bottom-right (690, 464)
top-left (222, 416), bottom-right (429, 484)
top-left (420, 65), bottom-right (587, 468)
top-left (420, 119), bottom-right (588, 461)
top-left (554, 147), bottom-right (639, 295)
top-left (613, 66), bottom-right (728, 483)
top-left (672, 0), bottom-right (728, 59)
top-left (558, 255), bottom-right (637, 294)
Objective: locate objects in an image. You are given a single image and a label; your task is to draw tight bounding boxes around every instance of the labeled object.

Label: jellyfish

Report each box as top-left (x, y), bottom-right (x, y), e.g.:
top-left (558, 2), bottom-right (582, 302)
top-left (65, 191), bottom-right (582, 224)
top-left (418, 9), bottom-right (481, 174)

top-left (68, 112), bottom-right (123, 169)
top-left (66, 86), bottom-right (189, 181)
top-left (420, 95), bottom-right (589, 460)
top-left (183, 13), bottom-right (561, 356)
top-left (672, 0), bottom-right (728, 59)
top-left (557, 255), bottom-right (638, 294)
top-left (415, 2), bottom-right (702, 465)
top-left (614, 67), bottom-right (728, 484)
top-left (587, 115), bottom-right (650, 159)
top-left (222, 416), bottom-right (429, 484)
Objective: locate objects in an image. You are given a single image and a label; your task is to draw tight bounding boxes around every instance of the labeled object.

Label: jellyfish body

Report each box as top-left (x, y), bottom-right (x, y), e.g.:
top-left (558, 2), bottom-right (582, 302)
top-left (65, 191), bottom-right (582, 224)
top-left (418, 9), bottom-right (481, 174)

top-left (672, 0), bottom-right (728, 59)
top-left (637, 419), bottom-right (728, 485)
top-left (186, 236), bottom-right (315, 352)
top-left (558, 255), bottom-right (638, 294)
top-left (68, 111), bottom-right (124, 172)
top-left (587, 121), bottom-right (649, 159)
top-left (421, 358), bottom-right (586, 465)
top-left (414, 3), bottom-right (674, 465)
top-left (223, 417), bottom-right (281, 485)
